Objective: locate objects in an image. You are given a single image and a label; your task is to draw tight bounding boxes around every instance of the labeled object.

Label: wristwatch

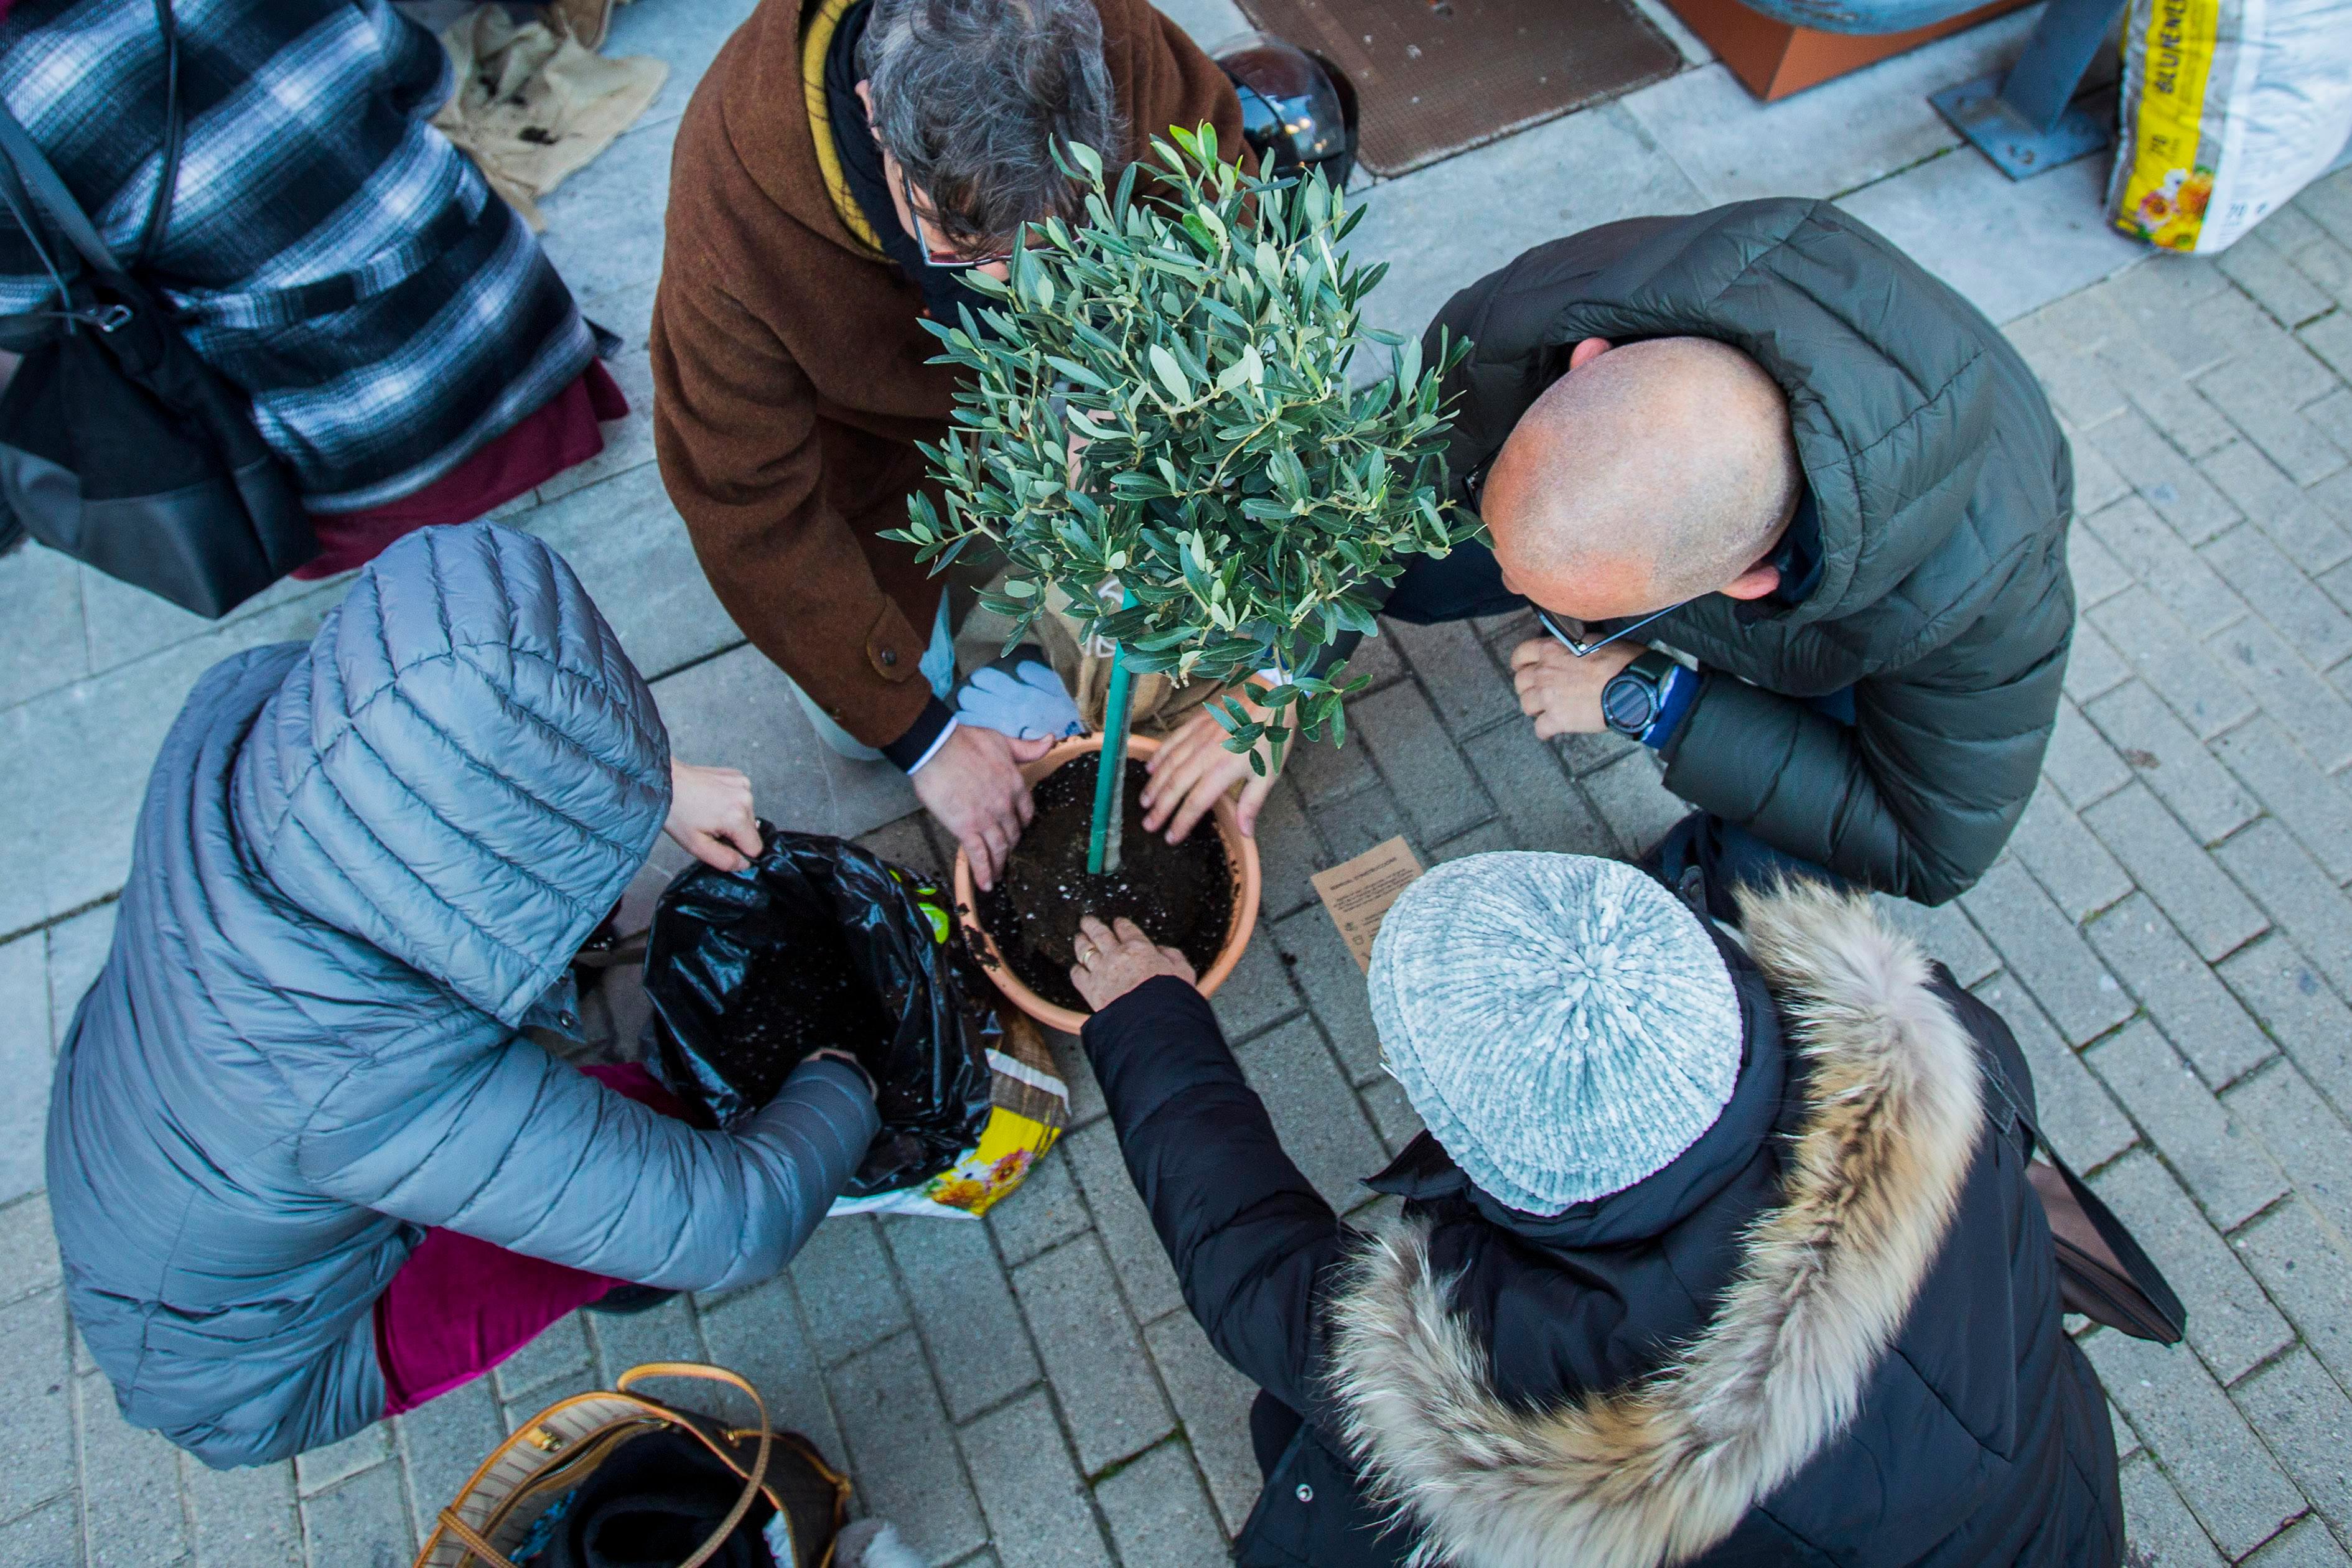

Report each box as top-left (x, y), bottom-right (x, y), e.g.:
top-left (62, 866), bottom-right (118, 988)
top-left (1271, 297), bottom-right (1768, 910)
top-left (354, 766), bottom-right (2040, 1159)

top-left (1601, 650), bottom-right (1687, 742)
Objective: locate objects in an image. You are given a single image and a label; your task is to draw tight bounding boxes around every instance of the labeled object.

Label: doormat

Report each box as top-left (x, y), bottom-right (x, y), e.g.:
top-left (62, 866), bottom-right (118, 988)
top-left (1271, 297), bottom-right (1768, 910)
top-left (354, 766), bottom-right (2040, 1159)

top-left (1234, 0), bottom-right (1684, 176)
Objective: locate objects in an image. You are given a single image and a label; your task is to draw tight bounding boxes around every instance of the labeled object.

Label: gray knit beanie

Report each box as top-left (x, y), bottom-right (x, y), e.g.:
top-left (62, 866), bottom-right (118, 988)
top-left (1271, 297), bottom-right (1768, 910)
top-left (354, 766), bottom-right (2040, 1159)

top-left (1367, 852), bottom-right (1743, 1214)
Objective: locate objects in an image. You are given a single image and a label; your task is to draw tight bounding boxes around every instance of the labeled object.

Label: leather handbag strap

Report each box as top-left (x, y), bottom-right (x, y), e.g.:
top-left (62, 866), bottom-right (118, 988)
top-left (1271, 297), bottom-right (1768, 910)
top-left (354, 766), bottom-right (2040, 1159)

top-left (612, 1363), bottom-right (775, 1568)
top-left (432, 1506), bottom-right (521, 1568)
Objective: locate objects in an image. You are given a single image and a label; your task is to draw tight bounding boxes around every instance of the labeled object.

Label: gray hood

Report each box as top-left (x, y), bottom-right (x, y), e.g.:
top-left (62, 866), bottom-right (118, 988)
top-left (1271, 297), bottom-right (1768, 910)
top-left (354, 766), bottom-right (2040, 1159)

top-left (230, 523), bottom-right (672, 1025)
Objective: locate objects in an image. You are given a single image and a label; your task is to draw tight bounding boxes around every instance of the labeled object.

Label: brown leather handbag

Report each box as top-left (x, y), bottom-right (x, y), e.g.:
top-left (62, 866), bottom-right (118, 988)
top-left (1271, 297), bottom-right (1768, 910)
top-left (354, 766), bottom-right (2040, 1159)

top-left (413, 1362), bottom-right (848, 1568)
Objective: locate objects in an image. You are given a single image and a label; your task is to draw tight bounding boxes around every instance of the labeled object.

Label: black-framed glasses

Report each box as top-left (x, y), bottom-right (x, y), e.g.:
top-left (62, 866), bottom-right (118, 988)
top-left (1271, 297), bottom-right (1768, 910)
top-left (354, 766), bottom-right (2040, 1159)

top-left (1464, 454), bottom-right (1689, 657)
top-left (898, 165), bottom-right (1016, 273)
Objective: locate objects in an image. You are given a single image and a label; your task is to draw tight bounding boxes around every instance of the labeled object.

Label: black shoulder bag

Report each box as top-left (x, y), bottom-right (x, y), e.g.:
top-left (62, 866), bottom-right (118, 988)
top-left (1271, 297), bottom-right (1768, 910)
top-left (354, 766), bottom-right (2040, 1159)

top-left (1977, 1039), bottom-right (2189, 1345)
top-left (0, 0), bottom-right (315, 617)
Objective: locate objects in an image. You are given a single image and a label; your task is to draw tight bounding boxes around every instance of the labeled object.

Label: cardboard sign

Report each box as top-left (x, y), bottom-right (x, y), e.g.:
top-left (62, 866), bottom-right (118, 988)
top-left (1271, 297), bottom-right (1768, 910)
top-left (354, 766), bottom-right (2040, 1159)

top-left (1313, 837), bottom-right (1426, 972)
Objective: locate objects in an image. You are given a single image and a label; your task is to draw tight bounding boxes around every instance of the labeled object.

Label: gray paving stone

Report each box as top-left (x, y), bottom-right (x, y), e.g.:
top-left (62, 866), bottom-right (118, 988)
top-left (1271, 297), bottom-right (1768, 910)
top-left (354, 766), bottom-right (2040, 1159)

top-left (2221, 231), bottom-right (2340, 327)
top-left (2245, 1516), bottom-right (2351, 1567)
top-left (74, 1372), bottom-right (184, 1568)
top-left (2213, 719), bottom-right (2352, 879)
top-left (2021, 325), bottom-right (2131, 429)
top-left (2089, 1152), bottom-right (2291, 1385)
top-left (826, 1329), bottom-right (986, 1564)
top-left (0, 1495), bottom-right (77, 1568)
top-left (2224, 1060), bottom-right (2352, 1220)
top-left (2201, 440), bottom-right (2352, 577)
top-left (2116, 1453), bottom-right (2226, 1568)
top-left (1043, 1027), bottom-right (1105, 1131)
top-left (1345, 627), bottom-right (1407, 690)
top-left (2009, 785), bottom-right (2135, 922)
top-left (696, 1272), bottom-right (847, 1468)
top-left (1284, 718), bottom-right (1379, 806)
top-left (43, 903), bottom-right (114, 1053)
top-left (956, 1392), bottom-right (1111, 1567)
top-left (1971, 975), bottom-right (2136, 1169)
top-left (1143, 1312), bottom-right (1259, 1536)
top-left (0, 545), bottom-right (88, 715)
top-left (534, 347), bottom-right (656, 507)
top-left (2089, 402), bottom-right (2241, 530)
top-left (2111, 1400), bottom-right (2143, 1464)
top-left (2219, 938), bottom-right (2352, 1114)
top-left (2089, 1328), bottom-right (2303, 1559)
top-left (1386, 618), bottom-right (1519, 739)
top-left (1234, 1017), bottom-right (1386, 1216)
top-left (2082, 784), bottom-right (2267, 961)
top-left (1578, 750), bottom-right (1688, 859)
top-left (2063, 620), bottom-right (2132, 704)
top-left (2089, 589), bottom-right (2258, 739)
top-left (489, 1312), bottom-right (589, 1402)
top-left (1060, 1119), bottom-right (1183, 1324)
top-left (985, 1148), bottom-right (1091, 1270)
top-left (2071, 521), bottom-right (2137, 609)
top-left (2071, 424), bottom-right (2132, 515)
top-left (597, 0), bottom-right (760, 133)
top-left (2205, 616), bottom-right (2352, 773)
top-left (581, 1289), bottom-right (706, 1386)
top-left (0, 1197), bottom-right (60, 1312)
top-left (2084, 1020), bottom-right (2288, 1230)
top-left (1959, 861), bottom-right (2134, 1045)
top-left (388, 1378), bottom-right (503, 1546)
top-left (1012, 1236), bottom-right (1172, 1475)
top-left (2084, 686), bottom-right (2261, 846)
top-left (1434, 820), bottom-right (1516, 862)
top-left (1250, 782), bottom-right (1328, 922)
top-left (1553, 727), bottom-right (1638, 780)
top-left (502, 1366), bottom-right (602, 1434)
top-left (296, 1461), bottom-right (411, 1568)
top-left (1096, 1439), bottom-right (1228, 1568)
top-left (2080, 495), bottom-right (2252, 632)
top-left (181, 1452), bottom-right (299, 1568)
top-left (1462, 721), bottom-right (1615, 857)
top-left (789, 1217), bottom-right (912, 1368)
top-left (2307, 309), bottom-right (2352, 381)
top-left (883, 1215), bottom-right (1040, 1423)
top-left (514, 464), bottom-right (740, 684)
top-left (2084, 894), bottom-right (2275, 1086)
top-left (1271, 908), bottom-right (1380, 1086)
top-left (292, 1423), bottom-right (390, 1496)
top-left (0, 935), bottom-right (49, 1206)
top-left (1875, 894), bottom-right (2000, 989)
top-left (1357, 1076), bottom-right (1426, 1157)
top-left (2044, 697), bottom-right (2133, 808)
top-left (1351, 682), bottom-right (1491, 846)
top-left (858, 813), bottom-right (946, 883)
top-left (2200, 361), bottom-right (2350, 487)
top-left (1306, 785), bottom-right (1419, 870)
top-left (2205, 526), bottom-right (2352, 668)
top-left (532, 116), bottom-right (676, 304)
top-left (2218, 820), bottom-right (2352, 1002)
top-left (1210, 922), bottom-right (1302, 1043)
top-left (2097, 258), bottom-right (2248, 373)
top-left (2231, 1348), bottom-right (2352, 1547)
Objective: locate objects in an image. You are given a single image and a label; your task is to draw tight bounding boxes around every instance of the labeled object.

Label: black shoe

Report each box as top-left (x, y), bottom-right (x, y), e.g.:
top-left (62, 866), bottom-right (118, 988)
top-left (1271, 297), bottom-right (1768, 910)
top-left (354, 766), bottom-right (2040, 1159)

top-left (584, 1284), bottom-right (679, 1315)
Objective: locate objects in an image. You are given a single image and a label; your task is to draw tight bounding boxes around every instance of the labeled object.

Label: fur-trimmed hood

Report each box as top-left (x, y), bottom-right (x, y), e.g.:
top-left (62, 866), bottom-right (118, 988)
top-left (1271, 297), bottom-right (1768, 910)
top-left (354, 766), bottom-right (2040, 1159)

top-left (1326, 882), bottom-right (1986, 1568)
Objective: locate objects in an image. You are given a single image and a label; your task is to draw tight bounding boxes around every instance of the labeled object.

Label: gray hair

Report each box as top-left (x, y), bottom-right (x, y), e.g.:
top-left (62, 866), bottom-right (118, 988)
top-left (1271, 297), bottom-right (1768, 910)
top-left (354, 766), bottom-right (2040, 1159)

top-left (860, 0), bottom-right (1124, 249)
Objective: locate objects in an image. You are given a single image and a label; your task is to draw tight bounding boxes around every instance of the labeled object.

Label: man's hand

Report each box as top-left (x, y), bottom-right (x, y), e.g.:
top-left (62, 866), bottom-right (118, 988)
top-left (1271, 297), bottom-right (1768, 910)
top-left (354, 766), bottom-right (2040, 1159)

top-left (1510, 638), bottom-right (1643, 740)
top-left (666, 762), bottom-right (762, 871)
top-left (1141, 689), bottom-right (1281, 845)
top-left (915, 724), bottom-right (1055, 890)
top-left (1069, 915), bottom-right (1197, 1010)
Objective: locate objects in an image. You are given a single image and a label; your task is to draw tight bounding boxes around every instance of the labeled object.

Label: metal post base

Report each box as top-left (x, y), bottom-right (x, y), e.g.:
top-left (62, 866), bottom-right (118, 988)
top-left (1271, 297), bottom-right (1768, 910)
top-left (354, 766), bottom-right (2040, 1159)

top-left (1931, 72), bottom-right (2116, 179)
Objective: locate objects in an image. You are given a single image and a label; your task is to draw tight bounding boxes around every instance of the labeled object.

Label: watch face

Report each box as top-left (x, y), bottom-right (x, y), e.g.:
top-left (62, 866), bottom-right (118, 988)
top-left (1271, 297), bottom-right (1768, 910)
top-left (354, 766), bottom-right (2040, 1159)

top-left (1603, 673), bottom-right (1658, 734)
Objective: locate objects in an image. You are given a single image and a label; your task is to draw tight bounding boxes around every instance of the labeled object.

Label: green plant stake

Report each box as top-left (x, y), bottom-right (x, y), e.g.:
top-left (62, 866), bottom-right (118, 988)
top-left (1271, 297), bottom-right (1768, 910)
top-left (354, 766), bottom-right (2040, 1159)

top-left (1088, 633), bottom-right (1136, 874)
top-left (885, 123), bottom-right (1481, 877)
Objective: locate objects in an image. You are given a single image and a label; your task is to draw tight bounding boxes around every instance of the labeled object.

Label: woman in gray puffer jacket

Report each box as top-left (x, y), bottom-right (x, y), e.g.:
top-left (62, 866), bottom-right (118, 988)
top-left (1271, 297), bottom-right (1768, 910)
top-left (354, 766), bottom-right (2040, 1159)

top-left (47, 522), bottom-right (879, 1468)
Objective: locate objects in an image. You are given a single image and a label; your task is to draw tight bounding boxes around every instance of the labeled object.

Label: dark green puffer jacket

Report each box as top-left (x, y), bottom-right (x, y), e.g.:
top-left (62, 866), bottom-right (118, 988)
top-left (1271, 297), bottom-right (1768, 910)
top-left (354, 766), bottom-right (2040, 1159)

top-left (1427, 199), bottom-right (2074, 904)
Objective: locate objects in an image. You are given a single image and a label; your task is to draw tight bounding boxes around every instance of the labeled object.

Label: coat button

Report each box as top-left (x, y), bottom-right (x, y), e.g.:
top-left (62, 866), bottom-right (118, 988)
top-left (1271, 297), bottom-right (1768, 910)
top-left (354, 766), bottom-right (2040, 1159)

top-left (1295, 1484), bottom-right (1314, 1503)
top-left (880, 649), bottom-right (899, 668)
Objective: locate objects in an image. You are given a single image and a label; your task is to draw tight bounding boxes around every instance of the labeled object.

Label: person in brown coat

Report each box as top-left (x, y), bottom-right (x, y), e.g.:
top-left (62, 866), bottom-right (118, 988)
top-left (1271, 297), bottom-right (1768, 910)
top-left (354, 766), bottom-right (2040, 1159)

top-left (651, 0), bottom-right (1246, 887)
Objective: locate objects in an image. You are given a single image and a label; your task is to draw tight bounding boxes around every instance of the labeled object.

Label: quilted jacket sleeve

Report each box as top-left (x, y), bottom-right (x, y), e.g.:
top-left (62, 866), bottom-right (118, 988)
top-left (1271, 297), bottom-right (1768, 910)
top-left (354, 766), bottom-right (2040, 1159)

top-left (296, 1034), bottom-right (877, 1292)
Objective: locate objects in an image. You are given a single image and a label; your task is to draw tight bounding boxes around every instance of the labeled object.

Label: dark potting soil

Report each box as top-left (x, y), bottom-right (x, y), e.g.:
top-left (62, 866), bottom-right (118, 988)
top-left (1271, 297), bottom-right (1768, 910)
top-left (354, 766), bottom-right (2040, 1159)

top-left (707, 924), bottom-right (894, 1106)
top-left (977, 751), bottom-right (1234, 1014)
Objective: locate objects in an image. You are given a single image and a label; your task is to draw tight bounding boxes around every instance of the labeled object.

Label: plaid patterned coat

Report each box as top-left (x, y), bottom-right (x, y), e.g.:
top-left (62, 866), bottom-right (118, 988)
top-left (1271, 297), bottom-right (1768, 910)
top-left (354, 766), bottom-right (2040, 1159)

top-left (0, 0), bottom-right (592, 510)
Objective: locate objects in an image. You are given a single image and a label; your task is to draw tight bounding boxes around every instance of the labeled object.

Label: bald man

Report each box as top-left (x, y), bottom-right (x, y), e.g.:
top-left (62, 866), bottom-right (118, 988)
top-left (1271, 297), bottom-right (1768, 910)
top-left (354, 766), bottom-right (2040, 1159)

top-left (1391, 200), bottom-right (2072, 906)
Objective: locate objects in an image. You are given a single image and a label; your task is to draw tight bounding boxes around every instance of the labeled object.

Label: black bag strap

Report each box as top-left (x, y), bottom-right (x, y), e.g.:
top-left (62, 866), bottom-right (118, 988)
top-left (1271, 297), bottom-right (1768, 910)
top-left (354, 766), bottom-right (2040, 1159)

top-left (0, 103), bottom-right (121, 281)
top-left (1974, 1033), bottom-right (2188, 1344)
top-left (136, 0), bottom-right (184, 273)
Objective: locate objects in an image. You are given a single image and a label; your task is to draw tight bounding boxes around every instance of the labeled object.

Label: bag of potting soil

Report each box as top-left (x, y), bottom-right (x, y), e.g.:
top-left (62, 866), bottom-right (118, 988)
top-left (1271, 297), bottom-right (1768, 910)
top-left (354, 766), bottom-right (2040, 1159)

top-left (2105, 0), bottom-right (2352, 254)
top-left (642, 830), bottom-right (1065, 1218)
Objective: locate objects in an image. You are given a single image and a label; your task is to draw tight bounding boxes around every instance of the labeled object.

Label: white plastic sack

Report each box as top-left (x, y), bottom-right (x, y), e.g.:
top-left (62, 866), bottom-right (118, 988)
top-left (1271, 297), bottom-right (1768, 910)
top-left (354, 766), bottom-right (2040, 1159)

top-left (2106, 0), bottom-right (2352, 254)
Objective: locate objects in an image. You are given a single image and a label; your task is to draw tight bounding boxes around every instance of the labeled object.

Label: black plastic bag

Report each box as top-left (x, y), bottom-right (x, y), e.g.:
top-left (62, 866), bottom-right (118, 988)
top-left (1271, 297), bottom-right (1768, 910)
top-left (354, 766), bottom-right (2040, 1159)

top-left (643, 829), bottom-right (997, 1197)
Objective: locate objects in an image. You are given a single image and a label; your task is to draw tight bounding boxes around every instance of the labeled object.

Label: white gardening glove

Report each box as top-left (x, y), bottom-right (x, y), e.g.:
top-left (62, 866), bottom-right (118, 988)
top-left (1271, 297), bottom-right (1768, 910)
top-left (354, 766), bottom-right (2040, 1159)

top-left (954, 651), bottom-right (1085, 742)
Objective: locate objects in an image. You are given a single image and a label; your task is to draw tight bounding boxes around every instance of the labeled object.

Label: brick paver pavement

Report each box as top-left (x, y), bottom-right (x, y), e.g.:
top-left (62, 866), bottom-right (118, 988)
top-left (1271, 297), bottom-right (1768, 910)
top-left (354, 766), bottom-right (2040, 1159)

top-left (6, 0), bottom-right (2352, 1558)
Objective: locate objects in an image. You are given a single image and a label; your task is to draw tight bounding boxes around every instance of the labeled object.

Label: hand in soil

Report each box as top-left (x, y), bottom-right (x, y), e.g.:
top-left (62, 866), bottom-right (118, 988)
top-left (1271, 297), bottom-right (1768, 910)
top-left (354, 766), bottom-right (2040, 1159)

top-left (1142, 693), bottom-right (1279, 844)
top-left (665, 761), bottom-right (761, 871)
top-left (915, 725), bottom-right (1055, 890)
top-left (1069, 914), bottom-right (1196, 1010)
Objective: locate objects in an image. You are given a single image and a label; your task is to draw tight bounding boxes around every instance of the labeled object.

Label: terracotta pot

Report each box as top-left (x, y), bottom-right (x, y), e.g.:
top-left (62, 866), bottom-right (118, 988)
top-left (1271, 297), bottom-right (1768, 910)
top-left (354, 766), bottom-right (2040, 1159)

top-left (954, 733), bottom-right (1262, 1034)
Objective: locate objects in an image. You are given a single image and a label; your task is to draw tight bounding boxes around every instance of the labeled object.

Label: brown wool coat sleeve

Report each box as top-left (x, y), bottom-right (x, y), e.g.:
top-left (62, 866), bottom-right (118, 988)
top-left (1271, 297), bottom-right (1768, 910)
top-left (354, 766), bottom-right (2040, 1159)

top-left (652, 0), bottom-right (1245, 752)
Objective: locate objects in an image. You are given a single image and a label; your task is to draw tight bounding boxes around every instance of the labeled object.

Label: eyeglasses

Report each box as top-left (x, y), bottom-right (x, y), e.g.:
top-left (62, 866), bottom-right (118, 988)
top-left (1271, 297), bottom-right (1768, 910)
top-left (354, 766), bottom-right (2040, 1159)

top-left (898, 165), bottom-right (1017, 273)
top-left (1465, 454), bottom-right (1689, 658)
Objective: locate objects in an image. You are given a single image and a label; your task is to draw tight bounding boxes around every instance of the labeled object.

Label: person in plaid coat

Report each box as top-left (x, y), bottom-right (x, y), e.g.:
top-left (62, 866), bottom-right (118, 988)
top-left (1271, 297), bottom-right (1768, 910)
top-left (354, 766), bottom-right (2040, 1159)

top-left (0, 0), bottom-right (622, 577)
